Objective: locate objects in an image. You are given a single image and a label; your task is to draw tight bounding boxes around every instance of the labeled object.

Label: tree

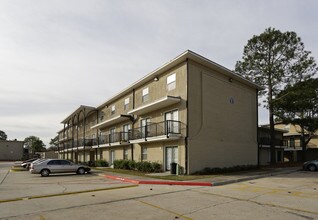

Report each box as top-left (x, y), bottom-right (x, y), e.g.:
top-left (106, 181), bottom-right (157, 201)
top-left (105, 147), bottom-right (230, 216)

top-left (24, 136), bottom-right (46, 154)
top-left (235, 27), bottom-right (317, 164)
top-left (274, 78), bottom-right (318, 161)
top-left (48, 135), bottom-right (59, 151)
top-left (0, 130), bottom-right (7, 140)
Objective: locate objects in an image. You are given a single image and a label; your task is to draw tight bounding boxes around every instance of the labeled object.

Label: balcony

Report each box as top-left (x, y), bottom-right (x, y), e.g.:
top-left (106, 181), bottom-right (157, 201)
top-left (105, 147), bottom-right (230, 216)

top-left (91, 115), bottom-right (132, 130)
top-left (93, 132), bottom-right (130, 147)
top-left (127, 96), bottom-right (181, 115)
top-left (258, 138), bottom-right (287, 147)
top-left (129, 120), bottom-right (183, 143)
top-left (92, 120), bottom-right (184, 147)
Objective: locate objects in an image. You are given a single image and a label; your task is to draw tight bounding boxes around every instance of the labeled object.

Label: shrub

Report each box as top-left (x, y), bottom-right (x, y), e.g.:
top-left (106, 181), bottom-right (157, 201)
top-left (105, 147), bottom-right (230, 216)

top-left (113, 159), bottom-right (131, 169)
top-left (193, 165), bottom-right (258, 175)
top-left (95, 160), bottom-right (109, 167)
top-left (152, 162), bottom-right (162, 173)
top-left (128, 160), bottom-right (136, 170)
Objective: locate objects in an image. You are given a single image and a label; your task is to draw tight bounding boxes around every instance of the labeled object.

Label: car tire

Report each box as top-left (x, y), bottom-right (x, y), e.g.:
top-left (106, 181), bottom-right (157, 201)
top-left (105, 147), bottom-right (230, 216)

top-left (77, 167), bottom-right (85, 175)
top-left (307, 164), bottom-right (317, 171)
top-left (40, 169), bottom-right (50, 177)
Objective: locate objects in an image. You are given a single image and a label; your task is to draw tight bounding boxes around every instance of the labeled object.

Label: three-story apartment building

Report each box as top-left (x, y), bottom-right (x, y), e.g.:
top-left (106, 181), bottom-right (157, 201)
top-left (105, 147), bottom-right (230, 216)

top-left (57, 50), bottom-right (262, 174)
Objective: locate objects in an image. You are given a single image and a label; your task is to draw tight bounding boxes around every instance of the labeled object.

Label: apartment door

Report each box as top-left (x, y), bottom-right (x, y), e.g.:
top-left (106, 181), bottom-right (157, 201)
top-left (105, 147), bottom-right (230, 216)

top-left (165, 146), bottom-right (178, 171)
top-left (165, 110), bottom-right (179, 133)
top-left (140, 118), bottom-right (150, 138)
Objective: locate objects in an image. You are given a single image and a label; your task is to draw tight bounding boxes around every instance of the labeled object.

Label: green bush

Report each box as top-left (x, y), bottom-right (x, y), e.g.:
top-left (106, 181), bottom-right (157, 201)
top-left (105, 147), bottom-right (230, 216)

top-left (128, 160), bottom-right (136, 170)
top-left (113, 160), bottom-right (162, 173)
top-left (152, 162), bottom-right (162, 173)
top-left (113, 159), bottom-right (130, 169)
top-left (95, 160), bottom-right (109, 167)
top-left (194, 165), bottom-right (258, 175)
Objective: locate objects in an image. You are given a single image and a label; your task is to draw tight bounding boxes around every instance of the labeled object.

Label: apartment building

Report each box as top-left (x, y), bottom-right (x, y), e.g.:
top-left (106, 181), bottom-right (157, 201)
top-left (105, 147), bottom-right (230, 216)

top-left (57, 50), bottom-right (261, 174)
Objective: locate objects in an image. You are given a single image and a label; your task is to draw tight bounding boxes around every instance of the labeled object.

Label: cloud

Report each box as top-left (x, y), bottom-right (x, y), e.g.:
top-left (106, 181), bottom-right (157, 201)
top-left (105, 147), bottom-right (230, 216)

top-left (0, 0), bottom-right (317, 145)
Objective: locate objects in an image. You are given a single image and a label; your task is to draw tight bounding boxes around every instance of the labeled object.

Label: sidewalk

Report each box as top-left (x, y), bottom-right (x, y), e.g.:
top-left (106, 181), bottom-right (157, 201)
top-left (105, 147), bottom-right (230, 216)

top-left (94, 166), bottom-right (301, 187)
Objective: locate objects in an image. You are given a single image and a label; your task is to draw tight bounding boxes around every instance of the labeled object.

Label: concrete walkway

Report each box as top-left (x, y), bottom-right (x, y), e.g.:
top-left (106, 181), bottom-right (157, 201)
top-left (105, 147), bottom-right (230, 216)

top-left (96, 167), bottom-right (301, 187)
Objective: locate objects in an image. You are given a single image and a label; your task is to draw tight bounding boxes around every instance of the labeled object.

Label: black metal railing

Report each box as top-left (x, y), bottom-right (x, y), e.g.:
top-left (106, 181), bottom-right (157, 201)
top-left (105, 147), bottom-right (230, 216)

top-left (129, 120), bottom-right (181, 140)
top-left (63, 120), bottom-right (183, 149)
top-left (258, 137), bottom-right (287, 146)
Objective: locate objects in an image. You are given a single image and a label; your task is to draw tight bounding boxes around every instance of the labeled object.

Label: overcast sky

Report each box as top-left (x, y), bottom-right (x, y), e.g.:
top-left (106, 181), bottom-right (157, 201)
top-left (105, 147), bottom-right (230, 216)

top-left (1, 0), bottom-right (317, 146)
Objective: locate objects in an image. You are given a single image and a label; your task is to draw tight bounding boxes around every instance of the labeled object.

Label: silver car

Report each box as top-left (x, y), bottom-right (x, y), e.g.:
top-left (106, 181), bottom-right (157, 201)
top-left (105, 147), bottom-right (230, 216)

top-left (303, 159), bottom-right (318, 171)
top-left (30, 159), bottom-right (91, 177)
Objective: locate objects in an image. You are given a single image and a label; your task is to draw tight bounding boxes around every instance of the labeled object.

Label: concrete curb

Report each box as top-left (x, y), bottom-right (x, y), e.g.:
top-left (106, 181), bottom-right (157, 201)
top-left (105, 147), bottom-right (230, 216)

top-left (102, 168), bottom-right (300, 187)
top-left (104, 175), bottom-right (212, 186)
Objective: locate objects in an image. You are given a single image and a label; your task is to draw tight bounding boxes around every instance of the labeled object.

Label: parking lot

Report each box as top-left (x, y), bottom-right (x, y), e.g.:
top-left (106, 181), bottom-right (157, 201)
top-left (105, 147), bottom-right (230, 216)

top-left (1, 162), bottom-right (318, 220)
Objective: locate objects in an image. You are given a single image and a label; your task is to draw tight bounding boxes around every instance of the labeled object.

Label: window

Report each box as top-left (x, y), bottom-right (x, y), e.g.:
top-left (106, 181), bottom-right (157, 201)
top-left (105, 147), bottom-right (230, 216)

top-left (109, 128), bottom-right (116, 143)
top-left (98, 111), bottom-right (104, 122)
top-left (47, 160), bottom-right (60, 165)
top-left (167, 73), bottom-right (176, 91)
top-left (124, 147), bottom-right (129, 160)
top-left (142, 87), bottom-right (149, 103)
top-left (124, 98), bottom-right (129, 110)
top-left (111, 105), bottom-right (116, 115)
top-left (122, 124), bottom-right (131, 141)
top-left (60, 160), bottom-right (71, 165)
top-left (141, 118), bottom-right (150, 138)
top-left (142, 146), bottom-right (147, 161)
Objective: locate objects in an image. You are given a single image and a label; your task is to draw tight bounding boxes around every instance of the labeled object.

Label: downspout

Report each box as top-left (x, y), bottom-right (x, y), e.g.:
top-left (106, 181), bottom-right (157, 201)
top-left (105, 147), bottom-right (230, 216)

top-left (83, 108), bottom-right (86, 163)
top-left (256, 89), bottom-right (260, 167)
top-left (96, 110), bottom-right (99, 160)
top-left (185, 58), bottom-right (189, 174)
top-left (131, 89), bottom-right (135, 161)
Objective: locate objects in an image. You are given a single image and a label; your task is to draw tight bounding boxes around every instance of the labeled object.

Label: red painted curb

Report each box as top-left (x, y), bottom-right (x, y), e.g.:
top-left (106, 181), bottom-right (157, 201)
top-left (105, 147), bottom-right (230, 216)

top-left (104, 175), bottom-right (212, 186)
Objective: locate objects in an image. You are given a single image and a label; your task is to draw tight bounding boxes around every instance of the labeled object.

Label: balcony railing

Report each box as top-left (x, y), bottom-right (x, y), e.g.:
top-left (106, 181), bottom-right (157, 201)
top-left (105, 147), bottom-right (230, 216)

top-left (130, 120), bottom-right (181, 141)
top-left (59, 120), bottom-right (183, 150)
top-left (258, 137), bottom-right (287, 146)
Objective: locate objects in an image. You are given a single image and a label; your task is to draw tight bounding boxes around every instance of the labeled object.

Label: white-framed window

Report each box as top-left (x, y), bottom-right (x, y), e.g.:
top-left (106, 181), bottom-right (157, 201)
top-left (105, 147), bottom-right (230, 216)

top-left (141, 118), bottom-right (150, 138)
top-left (124, 147), bottom-right (129, 160)
top-left (167, 73), bottom-right (176, 91)
top-left (111, 105), bottom-right (116, 115)
top-left (122, 124), bottom-right (131, 141)
top-left (109, 127), bottom-right (116, 143)
top-left (142, 87), bottom-right (149, 103)
top-left (142, 146), bottom-right (147, 161)
top-left (124, 97), bottom-right (130, 110)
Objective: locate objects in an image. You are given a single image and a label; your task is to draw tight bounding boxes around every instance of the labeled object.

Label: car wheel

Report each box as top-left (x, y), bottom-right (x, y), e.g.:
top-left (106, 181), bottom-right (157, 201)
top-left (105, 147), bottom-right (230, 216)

top-left (77, 167), bottom-right (85, 175)
top-left (41, 169), bottom-right (50, 177)
top-left (307, 164), bottom-right (317, 171)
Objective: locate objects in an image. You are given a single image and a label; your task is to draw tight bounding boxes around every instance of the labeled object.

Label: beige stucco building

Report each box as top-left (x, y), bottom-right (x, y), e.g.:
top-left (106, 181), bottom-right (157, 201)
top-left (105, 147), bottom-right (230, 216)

top-left (57, 51), bottom-right (261, 174)
top-left (0, 140), bottom-right (24, 161)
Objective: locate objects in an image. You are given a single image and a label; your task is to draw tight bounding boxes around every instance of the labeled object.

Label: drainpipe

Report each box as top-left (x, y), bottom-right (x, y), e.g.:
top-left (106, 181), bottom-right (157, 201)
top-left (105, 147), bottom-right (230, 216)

top-left (131, 89), bottom-right (135, 161)
top-left (256, 89), bottom-right (260, 167)
top-left (83, 108), bottom-right (86, 163)
top-left (185, 58), bottom-right (189, 175)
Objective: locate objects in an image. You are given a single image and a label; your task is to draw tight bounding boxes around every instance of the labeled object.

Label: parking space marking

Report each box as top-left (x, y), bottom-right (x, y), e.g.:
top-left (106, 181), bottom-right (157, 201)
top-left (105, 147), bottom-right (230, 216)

top-left (194, 189), bottom-right (318, 215)
top-left (138, 200), bottom-right (194, 220)
top-left (0, 185), bottom-right (138, 204)
top-left (231, 184), bottom-right (318, 199)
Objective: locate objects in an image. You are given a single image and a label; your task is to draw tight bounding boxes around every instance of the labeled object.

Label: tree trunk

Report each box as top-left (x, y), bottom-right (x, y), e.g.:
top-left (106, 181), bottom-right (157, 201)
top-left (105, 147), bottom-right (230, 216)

top-left (268, 75), bottom-right (276, 164)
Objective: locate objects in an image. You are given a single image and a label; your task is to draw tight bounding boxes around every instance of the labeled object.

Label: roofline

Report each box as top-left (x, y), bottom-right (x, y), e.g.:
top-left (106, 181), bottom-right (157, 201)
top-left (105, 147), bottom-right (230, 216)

top-left (61, 105), bottom-right (96, 124)
top-left (96, 50), bottom-right (263, 109)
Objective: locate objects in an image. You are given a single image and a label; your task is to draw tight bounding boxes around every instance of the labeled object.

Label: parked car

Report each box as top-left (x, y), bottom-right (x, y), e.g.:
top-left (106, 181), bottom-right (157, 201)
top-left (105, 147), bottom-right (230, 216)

top-left (21, 158), bottom-right (38, 169)
top-left (303, 159), bottom-right (318, 171)
top-left (29, 159), bottom-right (91, 177)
